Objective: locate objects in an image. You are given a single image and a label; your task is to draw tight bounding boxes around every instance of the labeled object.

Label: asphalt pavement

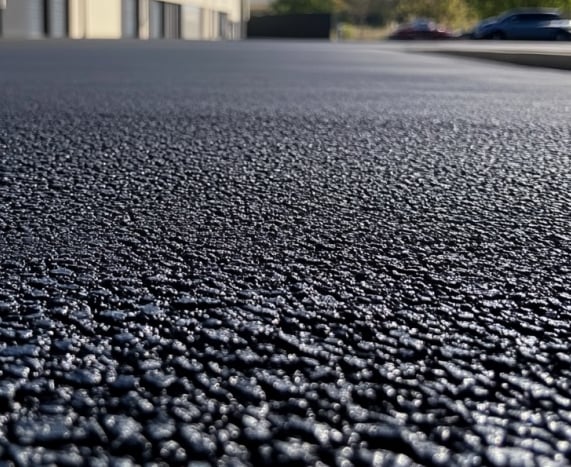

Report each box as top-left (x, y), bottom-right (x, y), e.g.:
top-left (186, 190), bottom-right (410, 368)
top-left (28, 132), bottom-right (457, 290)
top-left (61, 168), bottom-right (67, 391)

top-left (0, 40), bottom-right (571, 466)
top-left (404, 40), bottom-right (571, 70)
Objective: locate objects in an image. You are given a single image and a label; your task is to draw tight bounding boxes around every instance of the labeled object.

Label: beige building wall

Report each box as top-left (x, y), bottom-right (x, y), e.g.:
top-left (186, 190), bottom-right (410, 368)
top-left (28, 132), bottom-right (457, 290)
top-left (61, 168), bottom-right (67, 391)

top-left (190, 0), bottom-right (244, 23)
top-left (250, 0), bottom-right (268, 13)
top-left (181, 4), bottom-right (201, 40)
top-left (199, 7), bottom-right (216, 39)
top-left (143, 0), bottom-right (244, 23)
top-left (69, 0), bottom-right (122, 39)
top-left (4, 0), bottom-right (246, 40)
top-left (139, 0), bottom-right (245, 39)
top-left (68, 0), bottom-right (83, 38)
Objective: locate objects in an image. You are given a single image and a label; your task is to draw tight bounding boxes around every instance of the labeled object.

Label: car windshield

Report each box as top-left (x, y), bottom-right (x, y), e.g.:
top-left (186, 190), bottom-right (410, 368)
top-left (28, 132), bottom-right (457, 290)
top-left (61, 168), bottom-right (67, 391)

top-left (500, 11), bottom-right (560, 23)
top-left (520, 14), bottom-right (559, 22)
top-left (411, 20), bottom-right (434, 31)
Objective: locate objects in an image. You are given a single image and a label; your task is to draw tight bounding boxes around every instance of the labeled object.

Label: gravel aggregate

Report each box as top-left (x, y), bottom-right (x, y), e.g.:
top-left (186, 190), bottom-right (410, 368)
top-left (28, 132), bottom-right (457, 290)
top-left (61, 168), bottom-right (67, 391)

top-left (0, 40), bottom-right (570, 466)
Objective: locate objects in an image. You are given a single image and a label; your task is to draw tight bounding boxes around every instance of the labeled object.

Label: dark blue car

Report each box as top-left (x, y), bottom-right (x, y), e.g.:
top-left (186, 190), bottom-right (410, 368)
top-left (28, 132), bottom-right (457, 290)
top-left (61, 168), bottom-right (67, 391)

top-left (473, 9), bottom-right (571, 41)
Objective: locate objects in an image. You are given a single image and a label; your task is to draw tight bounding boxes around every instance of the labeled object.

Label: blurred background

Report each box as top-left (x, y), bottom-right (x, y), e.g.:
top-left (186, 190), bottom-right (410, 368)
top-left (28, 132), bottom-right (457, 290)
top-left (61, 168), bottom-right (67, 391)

top-left (0, 0), bottom-right (570, 40)
top-left (252, 0), bottom-right (571, 39)
top-left (0, 0), bottom-right (247, 40)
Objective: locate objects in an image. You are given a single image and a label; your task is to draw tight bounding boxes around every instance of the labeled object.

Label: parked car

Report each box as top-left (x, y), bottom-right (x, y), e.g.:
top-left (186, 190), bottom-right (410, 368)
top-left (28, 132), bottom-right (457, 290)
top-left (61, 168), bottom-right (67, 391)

top-left (389, 19), bottom-right (456, 40)
top-left (472, 9), bottom-right (571, 40)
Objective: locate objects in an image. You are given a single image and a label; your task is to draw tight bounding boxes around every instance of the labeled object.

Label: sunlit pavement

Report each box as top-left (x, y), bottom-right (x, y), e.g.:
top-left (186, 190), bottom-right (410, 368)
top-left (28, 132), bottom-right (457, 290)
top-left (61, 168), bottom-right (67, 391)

top-left (390, 39), bottom-right (571, 52)
top-left (398, 40), bottom-right (571, 70)
top-left (0, 40), bottom-right (570, 465)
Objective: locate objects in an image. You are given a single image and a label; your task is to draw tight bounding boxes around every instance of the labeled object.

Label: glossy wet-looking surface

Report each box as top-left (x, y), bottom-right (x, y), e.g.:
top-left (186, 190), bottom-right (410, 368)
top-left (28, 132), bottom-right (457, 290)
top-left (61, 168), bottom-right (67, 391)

top-left (0, 41), bottom-right (570, 465)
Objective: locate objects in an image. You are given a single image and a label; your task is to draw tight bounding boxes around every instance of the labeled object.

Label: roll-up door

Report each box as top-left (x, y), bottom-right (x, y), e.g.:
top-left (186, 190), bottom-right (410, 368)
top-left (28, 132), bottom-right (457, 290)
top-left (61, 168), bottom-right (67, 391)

top-left (212, 11), bottom-right (220, 39)
top-left (163, 3), bottom-right (180, 39)
top-left (149, 0), bottom-right (163, 38)
top-left (47, 0), bottom-right (67, 38)
top-left (219, 12), bottom-right (228, 40)
top-left (164, 2), bottom-right (172, 38)
top-left (3, 0), bottom-right (43, 38)
top-left (122, 0), bottom-right (137, 38)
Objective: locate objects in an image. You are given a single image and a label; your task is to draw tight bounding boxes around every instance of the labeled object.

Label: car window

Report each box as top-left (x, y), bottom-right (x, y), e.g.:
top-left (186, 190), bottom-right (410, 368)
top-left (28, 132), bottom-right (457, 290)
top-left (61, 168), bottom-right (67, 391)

top-left (515, 13), bottom-right (559, 23)
top-left (412, 21), bottom-right (431, 31)
top-left (538, 14), bottom-right (559, 21)
top-left (518, 14), bottom-right (538, 22)
top-left (526, 14), bottom-right (545, 22)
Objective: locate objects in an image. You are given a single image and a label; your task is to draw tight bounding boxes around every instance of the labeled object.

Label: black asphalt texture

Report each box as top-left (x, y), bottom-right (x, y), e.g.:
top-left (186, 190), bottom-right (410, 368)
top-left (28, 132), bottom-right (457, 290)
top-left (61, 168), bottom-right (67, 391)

top-left (0, 40), bottom-right (570, 466)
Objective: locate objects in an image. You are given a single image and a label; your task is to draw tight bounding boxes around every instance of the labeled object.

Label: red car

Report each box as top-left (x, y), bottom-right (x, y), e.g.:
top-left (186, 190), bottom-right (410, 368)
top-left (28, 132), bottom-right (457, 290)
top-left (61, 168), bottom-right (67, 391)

top-left (389, 19), bottom-right (456, 40)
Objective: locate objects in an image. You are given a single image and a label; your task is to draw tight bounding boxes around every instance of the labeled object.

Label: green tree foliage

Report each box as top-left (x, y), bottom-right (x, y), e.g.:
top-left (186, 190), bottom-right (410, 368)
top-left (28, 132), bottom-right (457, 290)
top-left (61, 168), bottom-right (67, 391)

top-left (271, 0), bottom-right (339, 14)
top-left (270, 0), bottom-right (571, 25)
top-left (395, 0), bottom-right (474, 27)
top-left (466, 0), bottom-right (571, 18)
top-left (342, 0), bottom-right (399, 25)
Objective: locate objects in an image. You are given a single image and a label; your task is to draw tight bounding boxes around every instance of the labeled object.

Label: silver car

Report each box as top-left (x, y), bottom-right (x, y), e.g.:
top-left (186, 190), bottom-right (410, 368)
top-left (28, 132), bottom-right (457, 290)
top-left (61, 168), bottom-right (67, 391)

top-left (473, 9), bottom-right (571, 41)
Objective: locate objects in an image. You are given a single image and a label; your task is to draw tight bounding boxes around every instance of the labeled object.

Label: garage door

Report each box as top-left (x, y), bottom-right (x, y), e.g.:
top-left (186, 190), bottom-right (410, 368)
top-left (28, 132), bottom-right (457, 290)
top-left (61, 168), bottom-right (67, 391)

top-left (149, 0), bottom-right (163, 38)
top-left (122, 0), bottom-right (137, 38)
top-left (47, 0), bottom-right (67, 38)
top-left (3, 0), bottom-right (43, 38)
top-left (212, 11), bottom-right (220, 39)
top-left (163, 3), bottom-right (180, 39)
top-left (219, 12), bottom-right (228, 39)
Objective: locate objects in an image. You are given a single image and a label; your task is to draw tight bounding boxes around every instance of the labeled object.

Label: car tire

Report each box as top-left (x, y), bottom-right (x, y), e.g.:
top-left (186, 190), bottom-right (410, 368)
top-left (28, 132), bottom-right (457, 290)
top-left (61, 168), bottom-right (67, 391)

top-left (491, 31), bottom-right (505, 40)
top-left (554, 31), bottom-right (570, 41)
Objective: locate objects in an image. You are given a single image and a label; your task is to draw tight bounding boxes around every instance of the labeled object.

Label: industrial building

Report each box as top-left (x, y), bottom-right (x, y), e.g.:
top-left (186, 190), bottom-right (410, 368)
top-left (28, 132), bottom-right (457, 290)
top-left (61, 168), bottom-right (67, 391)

top-left (0, 0), bottom-right (248, 40)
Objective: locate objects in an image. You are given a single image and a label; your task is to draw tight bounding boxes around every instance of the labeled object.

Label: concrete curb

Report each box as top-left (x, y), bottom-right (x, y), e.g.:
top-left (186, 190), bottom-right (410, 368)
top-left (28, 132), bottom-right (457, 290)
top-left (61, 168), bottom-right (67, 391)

top-left (425, 50), bottom-right (571, 71)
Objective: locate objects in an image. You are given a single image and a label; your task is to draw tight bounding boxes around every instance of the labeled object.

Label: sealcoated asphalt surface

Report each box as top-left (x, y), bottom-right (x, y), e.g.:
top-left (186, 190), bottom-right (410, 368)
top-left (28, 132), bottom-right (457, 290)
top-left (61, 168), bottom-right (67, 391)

top-left (0, 40), bottom-right (570, 466)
